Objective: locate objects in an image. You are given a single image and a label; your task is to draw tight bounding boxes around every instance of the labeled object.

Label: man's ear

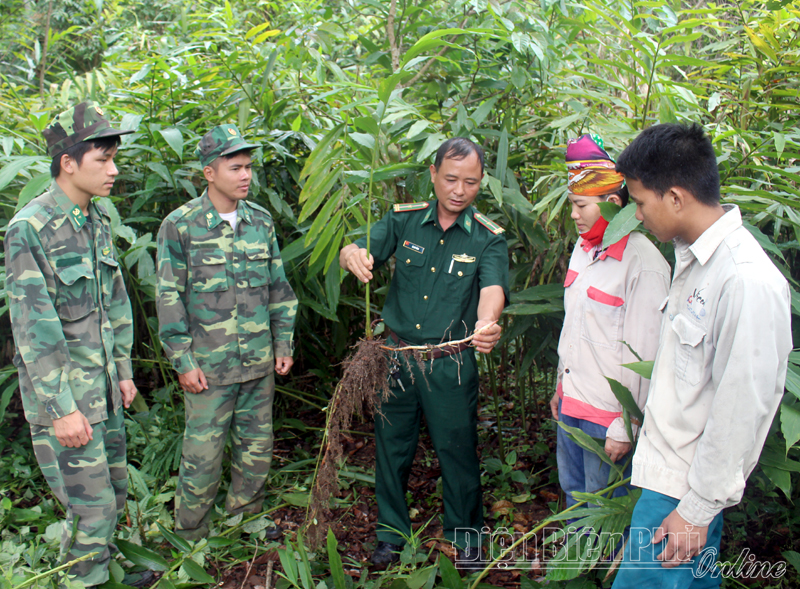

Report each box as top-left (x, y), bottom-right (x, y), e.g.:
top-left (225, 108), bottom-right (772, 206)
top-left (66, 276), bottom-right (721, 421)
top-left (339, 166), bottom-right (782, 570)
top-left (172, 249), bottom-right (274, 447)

top-left (429, 163), bottom-right (437, 183)
top-left (60, 153), bottom-right (76, 175)
top-left (668, 186), bottom-right (692, 212)
top-left (203, 165), bottom-right (215, 183)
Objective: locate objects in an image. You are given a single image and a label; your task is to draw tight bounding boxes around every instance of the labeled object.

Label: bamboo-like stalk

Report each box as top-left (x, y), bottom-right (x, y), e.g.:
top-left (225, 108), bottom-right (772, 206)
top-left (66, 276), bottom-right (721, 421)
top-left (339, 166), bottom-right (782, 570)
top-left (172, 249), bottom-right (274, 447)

top-left (486, 354), bottom-right (506, 459)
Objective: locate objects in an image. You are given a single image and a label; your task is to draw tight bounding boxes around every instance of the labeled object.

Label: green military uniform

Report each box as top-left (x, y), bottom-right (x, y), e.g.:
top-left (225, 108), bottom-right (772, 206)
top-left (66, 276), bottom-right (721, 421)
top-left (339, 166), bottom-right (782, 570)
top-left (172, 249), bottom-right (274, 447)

top-left (156, 127), bottom-right (297, 539)
top-left (354, 201), bottom-right (509, 549)
top-left (5, 102), bottom-right (134, 587)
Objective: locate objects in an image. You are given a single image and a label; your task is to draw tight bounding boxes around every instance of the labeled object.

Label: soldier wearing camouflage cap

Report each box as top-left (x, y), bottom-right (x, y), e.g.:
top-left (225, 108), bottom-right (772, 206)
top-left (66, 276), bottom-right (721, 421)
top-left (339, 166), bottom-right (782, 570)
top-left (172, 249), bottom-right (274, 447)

top-left (4, 101), bottom-right (140, 586)
top-left (156, 124), bottom-right (297, 540)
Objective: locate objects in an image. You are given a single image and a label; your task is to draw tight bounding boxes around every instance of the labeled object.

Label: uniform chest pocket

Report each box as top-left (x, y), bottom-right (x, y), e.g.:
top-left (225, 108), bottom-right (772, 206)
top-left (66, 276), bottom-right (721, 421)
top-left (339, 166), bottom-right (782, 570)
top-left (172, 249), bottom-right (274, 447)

top-left (443, 258), bottom-right (478, 298)
top-left (190, 248), bottom-right (229, 292)
top-left (54, 263), bottom-right (96, 321)
top-left (394, 247), bottom-right (426, 291)
top-left (671, 313), bottom-right (707, 386)
top-left (246, 246), bottom-right (271, 288)
top-left (98, 256), bottom-right (119, 308)
top-left (580, 286), bottom-right (624, 349)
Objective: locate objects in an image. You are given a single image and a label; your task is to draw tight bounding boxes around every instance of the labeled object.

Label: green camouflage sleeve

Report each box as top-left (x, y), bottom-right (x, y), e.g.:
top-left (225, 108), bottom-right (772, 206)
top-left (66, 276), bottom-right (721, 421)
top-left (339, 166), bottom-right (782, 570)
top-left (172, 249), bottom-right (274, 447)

top-left (267, 222), bottom-right (297, 358)
top-left (4, 221), bottom-right (78, 419)
top-left (105, 235), bottom-right (134, 381)
top-left (156, 219), bottom-right (199, 374)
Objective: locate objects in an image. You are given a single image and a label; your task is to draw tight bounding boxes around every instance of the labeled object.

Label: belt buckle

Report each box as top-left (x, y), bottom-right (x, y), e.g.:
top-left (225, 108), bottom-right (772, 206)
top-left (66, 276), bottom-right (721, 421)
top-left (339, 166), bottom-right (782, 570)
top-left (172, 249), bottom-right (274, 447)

top-left (420, 348), bottom-right (432, 361)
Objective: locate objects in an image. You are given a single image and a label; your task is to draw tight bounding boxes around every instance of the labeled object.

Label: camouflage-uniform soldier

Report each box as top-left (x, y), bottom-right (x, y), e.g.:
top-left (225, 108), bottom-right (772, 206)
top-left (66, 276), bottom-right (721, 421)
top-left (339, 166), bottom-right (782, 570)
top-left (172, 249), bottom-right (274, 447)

top-left (156, 125), bottom-right (297, 540)
top-left (4, 102), bottom-right (137, 586)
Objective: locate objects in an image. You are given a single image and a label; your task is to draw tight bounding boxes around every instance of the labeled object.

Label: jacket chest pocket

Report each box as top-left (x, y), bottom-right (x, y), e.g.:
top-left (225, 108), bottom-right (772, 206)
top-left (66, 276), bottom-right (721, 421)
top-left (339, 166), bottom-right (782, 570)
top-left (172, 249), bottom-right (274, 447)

top-left (55, 263), bottom-right (97, 321)
top-left (246, 246), bottom-right (271, 288)
top-left (671, 313), bottom-right (707, 386)
top-left (190, 248), bottom-right (229, 292)
top-left (394, 247), bottom-right (426, 291)
top-left (580, 286), bottom-right (624, 349)
top-left (99, 256), bottom-right (119, 308)
top-left (443, 259), bottom-right (478, 298)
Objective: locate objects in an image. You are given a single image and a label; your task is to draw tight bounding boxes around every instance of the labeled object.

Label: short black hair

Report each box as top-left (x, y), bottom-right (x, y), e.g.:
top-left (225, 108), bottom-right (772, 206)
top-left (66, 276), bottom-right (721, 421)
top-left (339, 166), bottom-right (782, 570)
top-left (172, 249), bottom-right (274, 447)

top-left (616, 123), bottom-right (720, 206)
top-left (433, 137), bottom-right (485, 174)
top-left (208, 148), bottom-right (254, 171)
top-left (50, 136), bottom-right (121, 178)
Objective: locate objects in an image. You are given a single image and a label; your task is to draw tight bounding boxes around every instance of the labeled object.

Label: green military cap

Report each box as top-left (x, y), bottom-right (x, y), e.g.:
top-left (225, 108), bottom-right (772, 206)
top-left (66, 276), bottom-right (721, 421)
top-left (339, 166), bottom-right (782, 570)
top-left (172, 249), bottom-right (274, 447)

top-left (43, 101), bottom-right (134, 158)
top-left (195, 124), bottom-right (260, 167)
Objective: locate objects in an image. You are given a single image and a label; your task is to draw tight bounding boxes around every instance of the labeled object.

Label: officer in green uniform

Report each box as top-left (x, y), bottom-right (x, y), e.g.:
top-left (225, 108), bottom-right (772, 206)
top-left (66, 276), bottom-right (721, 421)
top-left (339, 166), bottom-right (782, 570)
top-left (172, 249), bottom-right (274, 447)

top-left (156, 124), bottom-right (297, 540)
top-left (5, 101), bottom-right (139, 586)
top-left (339, 138), bottom-right (508, 568)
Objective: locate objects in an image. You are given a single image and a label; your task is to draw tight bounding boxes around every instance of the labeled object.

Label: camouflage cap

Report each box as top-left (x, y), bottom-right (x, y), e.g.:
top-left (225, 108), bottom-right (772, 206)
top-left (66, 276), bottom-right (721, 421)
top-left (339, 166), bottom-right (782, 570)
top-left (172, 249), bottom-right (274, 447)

top-left (43, 101), bottom-right (134, 158)
top-left (196, 124), bottom-right (260, 167)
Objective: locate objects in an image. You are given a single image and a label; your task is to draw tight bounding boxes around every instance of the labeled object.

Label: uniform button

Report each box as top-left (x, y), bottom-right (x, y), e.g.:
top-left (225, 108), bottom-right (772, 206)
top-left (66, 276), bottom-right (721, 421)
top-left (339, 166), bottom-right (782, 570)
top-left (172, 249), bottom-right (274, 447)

top-left (423, 295), bottom-right (428, 300)
top-left (439, 239), bottom-right (444, 245)
top-left (431, 267), bottom-right (436, 272)
top-left (669, 314), bottom-right (674, 320)
top-left (458, 271), bottom-right (463, 277)
top-left (565, 368), bottom-right (570, 374)
top-left (416, 324), bottom-right (421, 329)
top-left (569, 344), bottom-right (573, 349)
top-left (406, 259), bottom-right (411, 264)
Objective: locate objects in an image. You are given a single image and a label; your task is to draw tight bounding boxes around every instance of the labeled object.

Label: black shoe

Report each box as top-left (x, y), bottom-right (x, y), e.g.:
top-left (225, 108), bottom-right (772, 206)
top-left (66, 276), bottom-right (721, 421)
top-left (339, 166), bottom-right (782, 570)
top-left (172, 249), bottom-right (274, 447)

top-left (455, 546), bottom-right (485, 572)
top-left (264, 525), bottom-right (283, 541)
top-left (371, 541), bottom-right (402, 567)
top-left (122, 570), bottom-right (157, 588)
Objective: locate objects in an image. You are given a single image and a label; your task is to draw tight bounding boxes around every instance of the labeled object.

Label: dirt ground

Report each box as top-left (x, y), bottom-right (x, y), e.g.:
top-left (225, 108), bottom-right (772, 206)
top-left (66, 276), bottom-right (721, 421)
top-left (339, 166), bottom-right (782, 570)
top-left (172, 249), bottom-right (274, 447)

top-left (216, 406), bottom-right (559, 588)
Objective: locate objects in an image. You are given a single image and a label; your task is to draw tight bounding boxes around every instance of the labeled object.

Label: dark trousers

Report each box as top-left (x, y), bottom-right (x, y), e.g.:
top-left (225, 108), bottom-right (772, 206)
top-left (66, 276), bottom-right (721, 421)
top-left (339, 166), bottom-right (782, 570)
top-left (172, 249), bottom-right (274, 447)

top-left (375, 352), bottom-right (483, 549)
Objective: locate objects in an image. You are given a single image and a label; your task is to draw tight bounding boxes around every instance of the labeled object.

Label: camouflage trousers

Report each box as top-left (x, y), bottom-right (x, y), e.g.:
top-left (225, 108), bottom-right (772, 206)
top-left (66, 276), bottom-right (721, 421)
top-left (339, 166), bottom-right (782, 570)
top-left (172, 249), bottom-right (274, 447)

top-left (30, 407), bottom-right (127, 587)
top-left (175, 372), bottom-right (275, 540)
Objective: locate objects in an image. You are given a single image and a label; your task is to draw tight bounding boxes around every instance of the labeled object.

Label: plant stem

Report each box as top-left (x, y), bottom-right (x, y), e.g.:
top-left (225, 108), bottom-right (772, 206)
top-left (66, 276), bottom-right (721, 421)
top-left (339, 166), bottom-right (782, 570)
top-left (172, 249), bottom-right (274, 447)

top-left (12, 552), bottom-right (99, 589)
top-left (468, 477), bottom-right (633, 588)
top-left (486, 354), bottom-right (506, 459)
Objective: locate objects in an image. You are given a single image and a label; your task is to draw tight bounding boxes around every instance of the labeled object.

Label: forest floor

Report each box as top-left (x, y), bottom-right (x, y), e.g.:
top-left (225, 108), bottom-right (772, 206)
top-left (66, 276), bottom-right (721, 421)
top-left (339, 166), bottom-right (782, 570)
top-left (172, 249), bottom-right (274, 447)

top-left (214, 405), bottom-right (560, 588)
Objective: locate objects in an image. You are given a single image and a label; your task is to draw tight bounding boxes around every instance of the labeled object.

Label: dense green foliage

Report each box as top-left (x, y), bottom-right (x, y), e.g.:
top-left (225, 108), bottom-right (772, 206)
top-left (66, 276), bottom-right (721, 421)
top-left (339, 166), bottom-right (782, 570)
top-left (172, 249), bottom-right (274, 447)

top-left (1, 0), bottom-right (800, 586)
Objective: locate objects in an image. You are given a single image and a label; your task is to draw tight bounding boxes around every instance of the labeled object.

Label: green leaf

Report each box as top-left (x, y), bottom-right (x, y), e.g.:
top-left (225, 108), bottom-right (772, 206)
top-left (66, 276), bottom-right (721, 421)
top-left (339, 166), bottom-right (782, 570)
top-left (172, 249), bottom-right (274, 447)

top-left (602, 202), bottom-right (640, 249)
top-left (438, 554), bottom-right (462, 589)
top-left (206, 536), bottom-right (234, 548)
top-left (326, 529), bottom-right (347, 589)
top-left (495, 128), bottom-right (508, 186)
top-left (470, 95), bottom-right (500, 126)
top-left (181, 558), bottom-right (215, 584)
top-left (557, 421), bottom-right (622, 474)
top-left (503, 302), bottom-right (563, 315)
top-left (621, 361), bottom-right (654, 380)
top-left (300, 125), bottom-right (344, 181)
top-left (743, 222), bottom-right (785, 262)
top-left (597, 201), bottom-right (622, 221)
top-left (158, 128), bottom-right (183, 161)
top-left (604, 377), bottom-right (644, 423)
top-left (115, 540), bottom-right (169, 572)
top-left (378, 72), bottom-right (405, 104)
top-left (16, 173), bottom-right (50, 212)
top-left (780, 404), bottom-right (800, 454)
top-left (0, 156), bottom-right (41, 191)
top-left (782, 550), bottom-right (800, 574)
top-left (487, 174), bottom-right (503, 206)
top-left (774, 132), bottom-right (786, 158)
top-left (157, 521), bottom-right (191, 553)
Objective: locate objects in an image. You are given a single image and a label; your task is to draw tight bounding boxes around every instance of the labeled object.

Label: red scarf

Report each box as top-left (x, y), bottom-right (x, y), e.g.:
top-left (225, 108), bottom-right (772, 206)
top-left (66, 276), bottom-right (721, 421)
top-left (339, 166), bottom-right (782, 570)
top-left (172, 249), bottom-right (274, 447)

top-left (580, 216), bottom-right (609, 251)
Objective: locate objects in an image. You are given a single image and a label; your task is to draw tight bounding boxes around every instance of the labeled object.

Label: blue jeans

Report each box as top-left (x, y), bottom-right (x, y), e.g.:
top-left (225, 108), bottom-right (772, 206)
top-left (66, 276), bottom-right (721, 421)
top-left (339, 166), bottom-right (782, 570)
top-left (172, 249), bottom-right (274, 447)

top-left (557, 400), bottom-right (632, 507)
top-left (612, 489), bottom-right (723, 589)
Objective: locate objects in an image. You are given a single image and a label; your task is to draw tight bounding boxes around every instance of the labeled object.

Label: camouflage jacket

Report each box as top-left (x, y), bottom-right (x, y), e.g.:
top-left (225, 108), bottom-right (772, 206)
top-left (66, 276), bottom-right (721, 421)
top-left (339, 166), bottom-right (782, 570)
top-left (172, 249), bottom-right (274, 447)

top-left (4, 182), bottom-right (134, 426)
top-left (156, 192), bottom-right (297, 385)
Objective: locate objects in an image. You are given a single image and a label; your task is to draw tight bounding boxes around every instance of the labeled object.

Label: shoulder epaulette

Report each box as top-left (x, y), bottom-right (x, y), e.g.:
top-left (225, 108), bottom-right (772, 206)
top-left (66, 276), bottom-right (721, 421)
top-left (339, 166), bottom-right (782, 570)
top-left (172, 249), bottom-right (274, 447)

top-left (246, 200), bottom-right (273, 218)
top-left (8, 199), bottom-right (54, 232)
top-left (473, 211), bottom-right (505, 235)
top-left (393, 202), bottom-right (430, 213)
top-left (165, 199), bottom-right (201, 223)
